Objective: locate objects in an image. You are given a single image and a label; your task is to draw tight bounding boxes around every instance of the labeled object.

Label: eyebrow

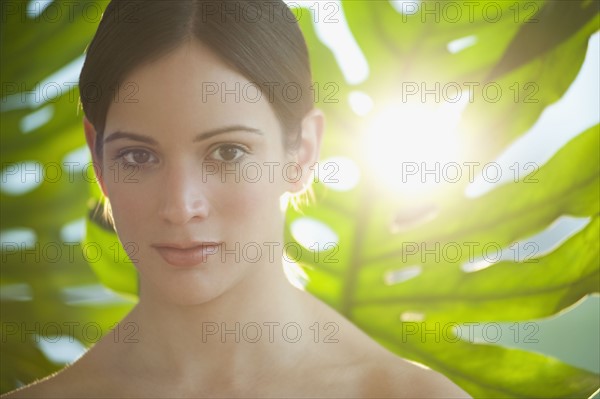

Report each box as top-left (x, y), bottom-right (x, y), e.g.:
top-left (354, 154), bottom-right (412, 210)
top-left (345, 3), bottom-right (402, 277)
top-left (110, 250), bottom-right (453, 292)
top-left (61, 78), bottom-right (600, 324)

top-left (103, 125), bottom-right (264, 145)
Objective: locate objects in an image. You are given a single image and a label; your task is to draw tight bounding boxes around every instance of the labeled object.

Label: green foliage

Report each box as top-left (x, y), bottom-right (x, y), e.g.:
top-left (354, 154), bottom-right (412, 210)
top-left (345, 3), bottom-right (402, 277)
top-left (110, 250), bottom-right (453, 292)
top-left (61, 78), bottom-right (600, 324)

top-left (1, 1), bottom-right (599, 397)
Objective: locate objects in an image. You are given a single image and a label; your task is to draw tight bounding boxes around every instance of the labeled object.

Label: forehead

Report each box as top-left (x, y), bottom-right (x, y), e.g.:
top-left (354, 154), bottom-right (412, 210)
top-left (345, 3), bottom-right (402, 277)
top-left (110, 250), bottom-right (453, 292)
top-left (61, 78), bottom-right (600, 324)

top-left (105, 41), bottom-right (281, 138)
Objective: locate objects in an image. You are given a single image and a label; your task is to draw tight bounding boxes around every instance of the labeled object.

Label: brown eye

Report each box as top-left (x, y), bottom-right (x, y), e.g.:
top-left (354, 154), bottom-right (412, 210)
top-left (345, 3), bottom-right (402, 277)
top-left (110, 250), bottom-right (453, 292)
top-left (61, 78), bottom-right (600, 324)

top-left (120, 149), bottom-right (157, 167)
top-left (132, 150), bottom-right (150, 164)
top-left (210, 145), bottom-right (248, 163)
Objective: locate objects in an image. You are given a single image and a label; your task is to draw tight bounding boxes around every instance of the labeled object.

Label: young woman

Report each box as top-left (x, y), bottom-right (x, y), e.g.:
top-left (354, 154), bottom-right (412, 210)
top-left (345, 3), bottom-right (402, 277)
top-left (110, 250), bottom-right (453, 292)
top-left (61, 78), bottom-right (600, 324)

top-left (4, 1), bottom-right (470, 397)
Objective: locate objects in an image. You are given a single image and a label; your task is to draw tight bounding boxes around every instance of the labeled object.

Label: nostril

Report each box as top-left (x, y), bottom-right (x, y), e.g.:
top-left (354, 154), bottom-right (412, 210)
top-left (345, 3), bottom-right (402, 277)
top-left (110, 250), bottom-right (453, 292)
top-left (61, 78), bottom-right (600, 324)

top-left (158, 167), bottom-right (211, 224)
top-left (159, 193), bottom-right (210, 225)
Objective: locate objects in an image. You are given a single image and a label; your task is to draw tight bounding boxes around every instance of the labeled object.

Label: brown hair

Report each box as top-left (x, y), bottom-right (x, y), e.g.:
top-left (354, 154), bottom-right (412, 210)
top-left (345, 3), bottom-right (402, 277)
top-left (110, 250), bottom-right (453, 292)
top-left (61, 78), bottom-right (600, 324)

top-left (79, 0), bottom-right (313, 156)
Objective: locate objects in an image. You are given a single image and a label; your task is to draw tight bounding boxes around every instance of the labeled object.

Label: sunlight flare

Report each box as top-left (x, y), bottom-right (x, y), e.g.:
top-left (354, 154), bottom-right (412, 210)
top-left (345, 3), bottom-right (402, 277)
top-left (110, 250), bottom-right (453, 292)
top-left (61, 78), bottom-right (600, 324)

top-left (363, 99), bottom-right (467, 197)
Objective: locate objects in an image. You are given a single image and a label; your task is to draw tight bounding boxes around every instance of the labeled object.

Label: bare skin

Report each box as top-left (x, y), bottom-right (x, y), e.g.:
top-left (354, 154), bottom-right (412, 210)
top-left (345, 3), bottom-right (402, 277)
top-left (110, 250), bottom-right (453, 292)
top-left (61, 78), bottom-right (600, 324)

top-left (2, 42), bottom-right (470, 399)
top-left (2, 278), bottom-right (470, 398)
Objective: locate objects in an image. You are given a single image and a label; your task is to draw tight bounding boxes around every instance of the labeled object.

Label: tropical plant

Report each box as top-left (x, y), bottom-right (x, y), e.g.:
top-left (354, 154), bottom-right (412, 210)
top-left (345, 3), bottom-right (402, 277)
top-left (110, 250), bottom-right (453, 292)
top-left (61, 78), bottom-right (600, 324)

top-left (1, 1), bottom-right (599, 397)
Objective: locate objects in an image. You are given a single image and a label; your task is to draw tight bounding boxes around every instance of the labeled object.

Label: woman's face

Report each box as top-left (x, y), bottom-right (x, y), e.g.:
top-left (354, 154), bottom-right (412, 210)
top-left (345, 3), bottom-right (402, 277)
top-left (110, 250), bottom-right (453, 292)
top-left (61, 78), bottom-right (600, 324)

top-left (98, 42), bottom-right (296, 305)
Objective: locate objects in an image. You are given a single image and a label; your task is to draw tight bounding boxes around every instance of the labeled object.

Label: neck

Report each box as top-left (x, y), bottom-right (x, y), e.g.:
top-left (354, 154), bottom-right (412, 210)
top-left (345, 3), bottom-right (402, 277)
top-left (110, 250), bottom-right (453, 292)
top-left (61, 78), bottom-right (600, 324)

top-left (118, 259), bottom-right (325, 385)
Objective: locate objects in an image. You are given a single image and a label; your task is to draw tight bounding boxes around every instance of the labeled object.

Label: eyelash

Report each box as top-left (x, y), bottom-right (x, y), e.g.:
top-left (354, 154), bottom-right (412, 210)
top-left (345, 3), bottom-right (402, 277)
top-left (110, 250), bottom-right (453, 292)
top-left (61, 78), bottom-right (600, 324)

top-left (112, 148), bottom-right (158, 169)
top-left (207, 143), bottom-right (251, 163)
top-left (111, 144), bottom-right (251, 169)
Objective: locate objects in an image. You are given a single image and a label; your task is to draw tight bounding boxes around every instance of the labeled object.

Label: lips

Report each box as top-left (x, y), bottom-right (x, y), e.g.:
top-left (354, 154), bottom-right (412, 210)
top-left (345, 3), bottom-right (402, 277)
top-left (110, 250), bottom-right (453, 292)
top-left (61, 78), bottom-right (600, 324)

top-left (152, 242), bottom-right (222, 267)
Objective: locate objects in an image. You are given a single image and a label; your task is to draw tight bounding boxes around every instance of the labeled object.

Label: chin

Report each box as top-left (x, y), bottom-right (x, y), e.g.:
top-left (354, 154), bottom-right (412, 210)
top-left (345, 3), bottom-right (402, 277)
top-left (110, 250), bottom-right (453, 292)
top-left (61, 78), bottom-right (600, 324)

top-left (164, 291), bottom-right (226, 307)
top-left (139, 263), bottom-right (249, 307)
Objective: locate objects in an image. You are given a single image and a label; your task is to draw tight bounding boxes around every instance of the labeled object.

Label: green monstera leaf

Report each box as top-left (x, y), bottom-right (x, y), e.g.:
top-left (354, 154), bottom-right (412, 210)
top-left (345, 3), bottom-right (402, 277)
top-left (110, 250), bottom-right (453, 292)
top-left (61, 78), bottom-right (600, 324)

top-left (285, 127), bottom-right (599, 397)
top-left (0, 1), bottom-right (134, 393)
top-left (281, 1), bottom-right (600, 398)
top-left (1, 0), bottom-right (599, 397)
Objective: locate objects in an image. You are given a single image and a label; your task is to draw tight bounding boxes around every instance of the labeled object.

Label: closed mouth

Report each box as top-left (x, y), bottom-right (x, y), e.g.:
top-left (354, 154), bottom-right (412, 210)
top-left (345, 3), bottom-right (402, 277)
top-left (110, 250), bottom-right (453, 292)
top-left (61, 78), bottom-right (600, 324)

top-left (152, 242), bottom-right (222, 267)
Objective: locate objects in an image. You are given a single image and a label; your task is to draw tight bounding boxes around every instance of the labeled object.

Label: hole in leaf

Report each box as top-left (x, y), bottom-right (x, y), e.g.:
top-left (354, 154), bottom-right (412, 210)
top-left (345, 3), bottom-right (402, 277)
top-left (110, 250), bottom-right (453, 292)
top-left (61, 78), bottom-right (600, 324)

top-left (461, 215), bottom-right (591, 273)
top-left (283, 257), bottom-right (308, 290)
top-left (390, 0), bottom-right (421, 15)
top-left (37, 335), bottom-right (87, 364)
top-left (0, 283), bottom-right (33, 301)
top-left (348, 90), bottom-right (374, 116)
top-left (390, 204), bottom-right (438, 233)
top-left (1, 161), bottom-right (43, 195)
top-left (400, 311), bottom-right (425, 322)
top-left (291, 217), bottom-right (339, 251)
top-left (447, 35), bottom-right (478, 54)
top-left (0, 228), bottom-right (37, 248)
top-left (60, 218), bottom-right (86, 243)
top-left (319, 156), bottom-right (360, 191)
top-left (20, 105), bottom-right (54, 133)
top-left (384, 265), bottom-right (422, 285)
top-left (62, 145), bottom-right (91, 172)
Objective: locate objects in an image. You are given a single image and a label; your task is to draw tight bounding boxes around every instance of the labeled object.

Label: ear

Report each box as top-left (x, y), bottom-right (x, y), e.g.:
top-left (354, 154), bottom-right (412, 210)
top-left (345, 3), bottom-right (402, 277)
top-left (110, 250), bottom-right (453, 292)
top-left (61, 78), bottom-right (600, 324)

top-left (83, 116), bottom-right (108, 197)
top-left (289, 108), bottom-right (324, 193)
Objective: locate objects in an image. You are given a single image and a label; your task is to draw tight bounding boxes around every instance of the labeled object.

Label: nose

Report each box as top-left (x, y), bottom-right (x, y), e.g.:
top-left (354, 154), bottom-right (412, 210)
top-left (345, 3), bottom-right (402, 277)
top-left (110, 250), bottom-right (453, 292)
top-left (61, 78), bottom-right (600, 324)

top-left (158, 163), bottom-right (210, 225)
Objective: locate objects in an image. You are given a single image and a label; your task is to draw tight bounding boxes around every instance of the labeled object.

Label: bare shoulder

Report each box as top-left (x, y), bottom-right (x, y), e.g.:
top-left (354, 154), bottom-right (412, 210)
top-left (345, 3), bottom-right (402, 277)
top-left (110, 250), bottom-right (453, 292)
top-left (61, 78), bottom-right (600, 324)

top-left (317, 331), bottom-right (471, 397)
top-left (308, 298), bottom-right (471, 398)
top-left (0, 348), bottom-right (116, 399)
top-left (0, 365), bottom-right (87, 399)
top-left (355, 350), bottom-right (472, 399)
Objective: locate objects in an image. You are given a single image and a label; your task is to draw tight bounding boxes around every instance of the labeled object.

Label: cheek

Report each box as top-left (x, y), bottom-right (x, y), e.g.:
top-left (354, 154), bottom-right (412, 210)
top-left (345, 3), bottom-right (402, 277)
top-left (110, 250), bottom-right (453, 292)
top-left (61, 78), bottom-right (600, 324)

top-left (212, 176), bottom-right (285, 225)
top-left (105, 182), bottom-right (152, 239)
top-left (217, 180), bottom-right (277, 210)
